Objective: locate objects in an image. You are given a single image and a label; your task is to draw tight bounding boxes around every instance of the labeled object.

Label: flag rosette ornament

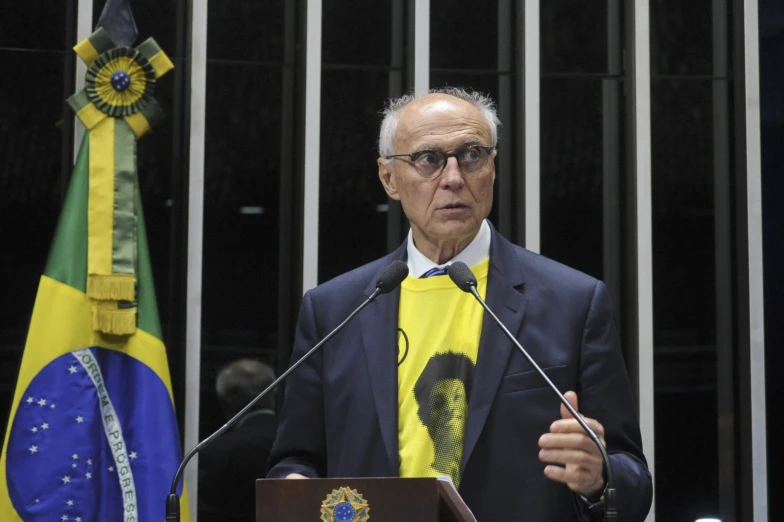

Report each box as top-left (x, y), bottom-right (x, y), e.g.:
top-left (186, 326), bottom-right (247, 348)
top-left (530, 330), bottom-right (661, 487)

top-left (85, 46), bottom-right (156, 118)
top-left (66, 27), bottom-right (173, 335)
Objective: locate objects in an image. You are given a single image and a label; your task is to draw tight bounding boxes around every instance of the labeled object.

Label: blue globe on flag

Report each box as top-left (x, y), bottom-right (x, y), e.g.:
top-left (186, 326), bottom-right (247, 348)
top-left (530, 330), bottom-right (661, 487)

top-left (5, 348), bottom-right (183, 521)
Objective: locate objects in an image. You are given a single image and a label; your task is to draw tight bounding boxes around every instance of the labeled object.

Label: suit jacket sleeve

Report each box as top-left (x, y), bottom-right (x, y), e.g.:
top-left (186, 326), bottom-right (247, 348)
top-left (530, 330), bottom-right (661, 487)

top-left (266, 291), bottom-right (327, 478)
top-left (574, 281), bottom-right (653, 521)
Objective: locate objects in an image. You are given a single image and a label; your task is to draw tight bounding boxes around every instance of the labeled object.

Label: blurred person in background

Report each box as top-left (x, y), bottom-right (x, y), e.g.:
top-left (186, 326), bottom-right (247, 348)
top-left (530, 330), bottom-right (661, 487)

top-left (199, 359), bottom-right (278, 522)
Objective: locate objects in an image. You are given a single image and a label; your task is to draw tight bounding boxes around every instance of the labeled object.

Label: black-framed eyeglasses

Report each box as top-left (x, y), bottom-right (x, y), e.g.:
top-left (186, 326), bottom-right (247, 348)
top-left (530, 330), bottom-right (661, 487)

top-left (384, 144), bottom-right (496, 179)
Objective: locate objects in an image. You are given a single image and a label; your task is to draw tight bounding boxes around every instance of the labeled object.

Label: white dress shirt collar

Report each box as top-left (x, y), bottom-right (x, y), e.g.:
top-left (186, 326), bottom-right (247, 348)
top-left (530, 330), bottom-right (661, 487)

top-left (406, 220), bottom-right (491, 278)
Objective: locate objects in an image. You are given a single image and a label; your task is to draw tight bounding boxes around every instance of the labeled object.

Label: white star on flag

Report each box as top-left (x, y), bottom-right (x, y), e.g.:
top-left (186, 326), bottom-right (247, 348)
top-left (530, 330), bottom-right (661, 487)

top-left (41, 423), bottom-right (49, 430)
top-left (72, 463), bottom-right (77, 468)
top-left (68, 366), bottom-right (78, 374)
top-left (108, 466), bottom-right (114, 472)
top-left (35, 499), bottom-right (40, 503)
top-left (61, 475), bottom-right (71, 484)
top-left (31, 427), bottom-right (38, 433)
top-left (76, 416), bottom-right (84, 423)
top-left (67, 500), bottom-right (74, 506)
top-left (26, 397), bottom-right (34, 404)
top-left (130, 452), bottom-right (138, 459)
top-left (37, 399), bottom-right (47, 407)
top-left (76, 518), bottom-right (82, 522)
top-left (72, 454), bottom-right (79, 460)
top-left (85, 472), bottom-right (92, 480)
top-left (50, 404), bottom-right (56, 409)
top-left (29, 445), bottom-right (38, 454)
top-left (87, 459), bottom-right (92, 465)
top-left (61, 515), bottom-right (68, 521)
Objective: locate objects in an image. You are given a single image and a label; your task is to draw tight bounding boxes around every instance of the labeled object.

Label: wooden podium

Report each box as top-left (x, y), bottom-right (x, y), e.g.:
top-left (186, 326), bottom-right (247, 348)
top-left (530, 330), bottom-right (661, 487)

top-left (256, 477), bottom-right (477, 521)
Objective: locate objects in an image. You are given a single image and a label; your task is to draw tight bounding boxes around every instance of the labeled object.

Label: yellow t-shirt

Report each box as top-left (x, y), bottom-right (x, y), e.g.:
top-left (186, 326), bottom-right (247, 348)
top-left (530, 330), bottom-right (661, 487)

top-left (397, 259), bottom-right (489, 487)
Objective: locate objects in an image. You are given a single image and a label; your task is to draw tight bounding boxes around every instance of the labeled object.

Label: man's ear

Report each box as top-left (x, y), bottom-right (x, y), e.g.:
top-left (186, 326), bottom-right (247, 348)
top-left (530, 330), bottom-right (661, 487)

top-left (378, 158), bottom-right (401, 200)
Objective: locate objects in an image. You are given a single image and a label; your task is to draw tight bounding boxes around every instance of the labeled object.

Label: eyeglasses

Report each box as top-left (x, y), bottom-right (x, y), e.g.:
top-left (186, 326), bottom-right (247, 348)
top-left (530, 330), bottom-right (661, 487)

top-left (384, 144), bottom-right (496, 179)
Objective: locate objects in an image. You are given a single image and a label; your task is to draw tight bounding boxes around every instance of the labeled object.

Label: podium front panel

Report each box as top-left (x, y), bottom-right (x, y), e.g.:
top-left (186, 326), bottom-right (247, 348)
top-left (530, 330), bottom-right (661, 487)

top-left (256, 477), bottom-right (447, 521)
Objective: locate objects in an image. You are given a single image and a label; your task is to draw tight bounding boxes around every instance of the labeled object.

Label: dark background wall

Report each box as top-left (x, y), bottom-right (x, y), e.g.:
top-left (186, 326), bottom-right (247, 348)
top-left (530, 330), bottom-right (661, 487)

top-left (760, 1), bottom-right (783, 521)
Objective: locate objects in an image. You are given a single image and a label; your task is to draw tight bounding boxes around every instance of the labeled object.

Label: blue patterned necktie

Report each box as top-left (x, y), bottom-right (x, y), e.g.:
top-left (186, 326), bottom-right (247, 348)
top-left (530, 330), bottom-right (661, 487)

top-left (421, 265), bottom-right (450, 278)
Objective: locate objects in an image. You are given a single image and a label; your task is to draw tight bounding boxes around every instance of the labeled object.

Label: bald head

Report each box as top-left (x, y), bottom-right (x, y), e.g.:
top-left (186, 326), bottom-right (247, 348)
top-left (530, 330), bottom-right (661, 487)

top-left (378, 87), bottom-right (500, 156)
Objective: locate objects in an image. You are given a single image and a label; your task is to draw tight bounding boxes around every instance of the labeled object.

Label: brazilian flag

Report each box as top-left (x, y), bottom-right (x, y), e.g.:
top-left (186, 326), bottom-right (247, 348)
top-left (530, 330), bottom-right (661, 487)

top-left (0, 136), bottom-right (190, 520)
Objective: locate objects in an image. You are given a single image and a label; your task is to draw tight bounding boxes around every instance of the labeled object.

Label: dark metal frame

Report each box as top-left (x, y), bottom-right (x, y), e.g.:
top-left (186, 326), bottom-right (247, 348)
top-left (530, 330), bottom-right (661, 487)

top-left (276, 0), bottom-right (307, 379)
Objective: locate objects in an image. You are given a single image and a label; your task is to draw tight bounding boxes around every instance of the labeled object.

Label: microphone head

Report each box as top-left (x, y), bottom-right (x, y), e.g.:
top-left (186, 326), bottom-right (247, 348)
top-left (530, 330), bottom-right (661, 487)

top-left (376, 260), bottom-right (409, 293)
top-left (448, 262), bottom-right (477, 292)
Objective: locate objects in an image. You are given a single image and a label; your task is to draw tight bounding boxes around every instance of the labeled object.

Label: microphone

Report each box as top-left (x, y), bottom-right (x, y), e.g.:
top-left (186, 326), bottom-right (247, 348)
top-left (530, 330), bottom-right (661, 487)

top-left (447, 262), bottom-right (617, 521)
top-left (164, 260), bottom-right (409, 521)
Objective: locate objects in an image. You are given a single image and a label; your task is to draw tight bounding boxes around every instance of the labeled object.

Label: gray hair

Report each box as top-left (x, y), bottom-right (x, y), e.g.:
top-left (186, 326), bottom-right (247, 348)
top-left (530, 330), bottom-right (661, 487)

top-left (378, 87), bottom-right (501, 156)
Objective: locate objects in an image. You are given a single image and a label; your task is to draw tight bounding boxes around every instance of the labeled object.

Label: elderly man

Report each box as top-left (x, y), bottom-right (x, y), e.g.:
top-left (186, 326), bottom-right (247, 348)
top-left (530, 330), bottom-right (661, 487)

top-left (267, 88), bottom-right (652, 521)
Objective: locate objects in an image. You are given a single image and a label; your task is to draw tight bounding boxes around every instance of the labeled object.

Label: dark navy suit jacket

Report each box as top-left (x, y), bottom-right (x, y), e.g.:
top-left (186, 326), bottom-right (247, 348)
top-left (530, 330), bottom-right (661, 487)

top-left (268, 226), bottom-right (652, 521)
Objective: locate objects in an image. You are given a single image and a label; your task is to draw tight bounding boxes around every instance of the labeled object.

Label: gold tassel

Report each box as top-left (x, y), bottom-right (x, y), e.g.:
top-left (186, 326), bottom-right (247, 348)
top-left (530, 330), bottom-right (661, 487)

top-left (87, 274), bottom-right (135, 301)
top-left (92, 301), bottom-right (137, 335)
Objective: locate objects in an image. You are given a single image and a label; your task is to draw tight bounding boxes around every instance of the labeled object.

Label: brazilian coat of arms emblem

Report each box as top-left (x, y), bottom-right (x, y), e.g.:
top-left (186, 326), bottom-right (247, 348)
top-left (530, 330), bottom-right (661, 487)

top-left (320, 487), bottom-right (370, 522)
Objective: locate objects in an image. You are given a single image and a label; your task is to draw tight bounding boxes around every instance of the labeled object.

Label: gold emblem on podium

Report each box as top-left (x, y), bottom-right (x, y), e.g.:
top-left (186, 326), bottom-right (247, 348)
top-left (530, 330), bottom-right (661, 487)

top-left (320, 487), bottom-right (370, 522)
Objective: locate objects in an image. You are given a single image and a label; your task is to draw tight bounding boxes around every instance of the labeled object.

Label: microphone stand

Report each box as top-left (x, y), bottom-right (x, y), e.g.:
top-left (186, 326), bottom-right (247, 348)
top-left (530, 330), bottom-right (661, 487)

top-left (164, 286), bottom-right (386, 522)
top-left (452, 267), bottom-right (617, 521)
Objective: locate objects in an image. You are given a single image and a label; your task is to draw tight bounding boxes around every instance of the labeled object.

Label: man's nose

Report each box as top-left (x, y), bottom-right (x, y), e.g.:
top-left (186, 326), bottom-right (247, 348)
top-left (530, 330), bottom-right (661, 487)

top-left (439, 157), bottom-right (465, 187)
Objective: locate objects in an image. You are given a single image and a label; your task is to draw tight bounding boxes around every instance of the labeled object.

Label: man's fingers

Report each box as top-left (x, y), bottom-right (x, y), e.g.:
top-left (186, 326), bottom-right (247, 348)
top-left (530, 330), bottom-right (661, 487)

top-left (543, 464), bottom-right (600, 493)
top-left (539, 433), bottom-right (601, 454)
top-left (549, 417), bottom-right (606, 440)
top-left (539, 448), bottom-right (603, 469)
top-left (560, 391), bottom-right (579, 420)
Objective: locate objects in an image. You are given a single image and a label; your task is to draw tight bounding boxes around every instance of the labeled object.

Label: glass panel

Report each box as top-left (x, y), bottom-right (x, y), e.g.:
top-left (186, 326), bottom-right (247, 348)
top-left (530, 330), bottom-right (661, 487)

top-left (651, 78), bottom-right (720, 522)
top-left (650, 0), bottom-right (714, 76)
top-left (540, 78), bottom-right (617, 281)
top-left (201, 61), bottom-right (282, 430)
top-left (208, 0), bottom-right (285, 62)
top-left (430, 0), bottom-right (498, 70)
top-left (199, 3), bottom-right (287, 518)
top-left (541, 0), bottom-right (609, 74)
top-left (0, 2), bottom-right (68, 50)
top-left (318, 70), bottom-right (390, 283)
top-left (0, 50), bottom-right (66, 435)
top-left (322, 0), bottom-right (392, 66)
top-left (759, 4), bottom-right (783, 520)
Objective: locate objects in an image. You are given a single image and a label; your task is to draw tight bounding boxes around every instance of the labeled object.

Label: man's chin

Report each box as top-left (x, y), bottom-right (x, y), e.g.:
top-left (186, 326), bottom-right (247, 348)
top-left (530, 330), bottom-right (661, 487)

top-left (429, 220), bottom-right (480, 241)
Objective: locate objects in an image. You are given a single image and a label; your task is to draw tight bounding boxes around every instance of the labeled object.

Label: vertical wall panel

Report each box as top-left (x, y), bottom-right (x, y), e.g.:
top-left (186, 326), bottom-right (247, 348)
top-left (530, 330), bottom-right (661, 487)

top-left (631, 1), bottom-right (655, 520)
top-left (302, 0), bottom-right (322, 292)
top-left (741, 0), bottom-right (768, 519)
top-left (73, 0), bottom-right (93, 159)
top-left (414, 0), bottom-right (429, 96)
top-left (185, 0), bottom-right (208, 516)
top-left (524, 0), bottom-right (539, 252)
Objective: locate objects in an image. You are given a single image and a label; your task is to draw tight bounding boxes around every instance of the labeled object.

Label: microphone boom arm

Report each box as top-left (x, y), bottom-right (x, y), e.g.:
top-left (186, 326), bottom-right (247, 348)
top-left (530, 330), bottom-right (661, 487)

top-left (465, 284), bottom-right (617, 521)
top-left (164, 286), bottom-right (384, 522)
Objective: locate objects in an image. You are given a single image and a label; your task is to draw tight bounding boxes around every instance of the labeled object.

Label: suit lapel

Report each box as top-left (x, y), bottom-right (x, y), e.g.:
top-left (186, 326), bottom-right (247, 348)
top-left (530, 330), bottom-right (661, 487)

top-left (360, 243), bottom-right (407, 475)
top-left (461, 230), bottom-right (527, 475)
